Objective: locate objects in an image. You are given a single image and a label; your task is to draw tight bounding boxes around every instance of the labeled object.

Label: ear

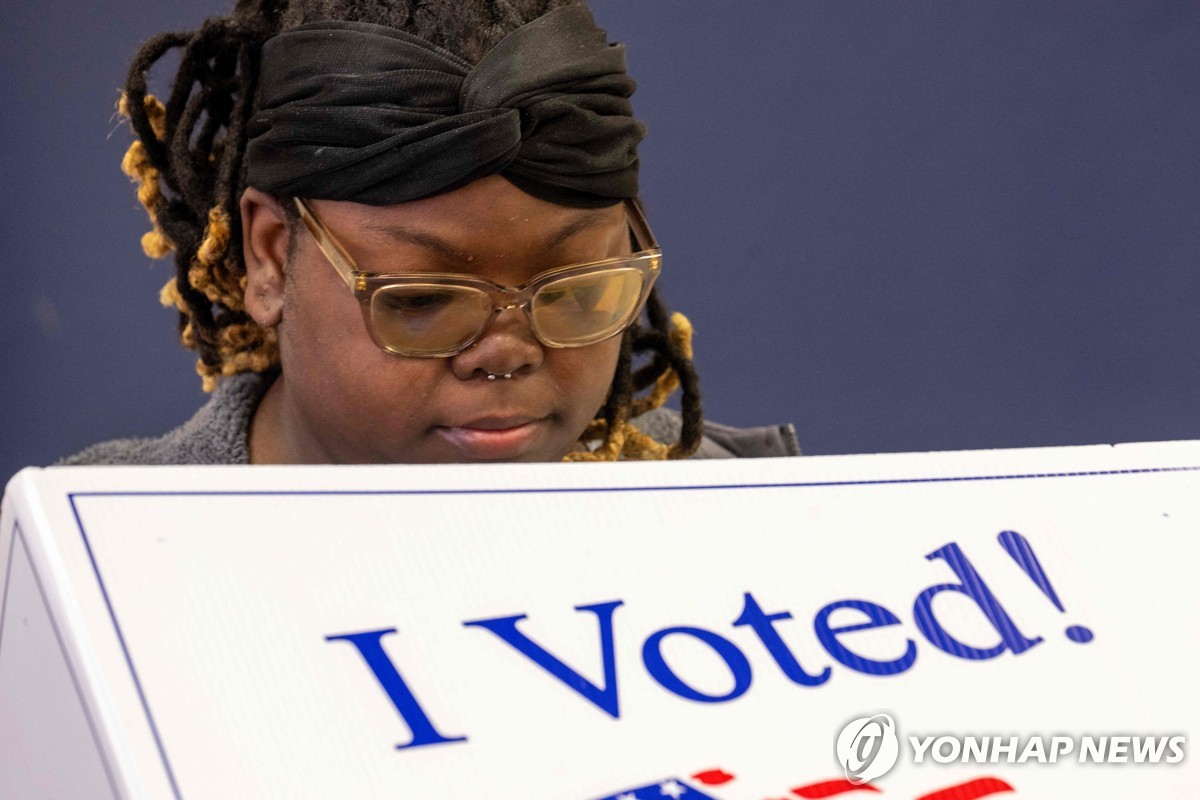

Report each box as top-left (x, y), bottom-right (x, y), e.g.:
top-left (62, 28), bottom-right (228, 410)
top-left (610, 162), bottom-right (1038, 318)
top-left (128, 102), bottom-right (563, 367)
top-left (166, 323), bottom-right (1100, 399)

top-left (240, 186), bottom-right (291, 328)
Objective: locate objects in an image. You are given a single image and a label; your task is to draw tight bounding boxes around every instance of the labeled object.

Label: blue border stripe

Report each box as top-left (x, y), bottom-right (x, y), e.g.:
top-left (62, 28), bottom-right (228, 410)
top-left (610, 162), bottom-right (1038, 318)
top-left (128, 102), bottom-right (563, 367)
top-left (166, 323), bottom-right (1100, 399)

top-left (61, 464), bottom-right (1200, 501)
top-left (64, 461), bottom-right (1200, 799)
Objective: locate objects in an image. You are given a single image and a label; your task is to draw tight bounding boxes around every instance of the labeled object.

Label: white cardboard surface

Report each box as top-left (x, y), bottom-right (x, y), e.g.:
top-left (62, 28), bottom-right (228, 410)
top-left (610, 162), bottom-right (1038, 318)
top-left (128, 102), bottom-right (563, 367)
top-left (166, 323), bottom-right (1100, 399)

top-left (2, 442), bottom-right (1198, 799)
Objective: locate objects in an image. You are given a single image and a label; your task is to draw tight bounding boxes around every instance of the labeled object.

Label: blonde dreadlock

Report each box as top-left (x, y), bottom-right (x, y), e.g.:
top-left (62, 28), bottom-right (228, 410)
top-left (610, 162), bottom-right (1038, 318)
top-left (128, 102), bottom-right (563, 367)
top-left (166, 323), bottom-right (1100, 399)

top-left (568, 312), bottom-right (697, 461)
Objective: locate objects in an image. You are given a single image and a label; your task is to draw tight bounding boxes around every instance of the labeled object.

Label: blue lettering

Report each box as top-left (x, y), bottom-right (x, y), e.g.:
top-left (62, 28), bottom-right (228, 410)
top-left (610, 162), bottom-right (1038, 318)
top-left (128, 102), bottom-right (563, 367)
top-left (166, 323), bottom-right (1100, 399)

top-left (643, 626), bottom-right (753, 703)
top-left (813, 599), bottom-right (917, 675)
top-left (463, 601), bottom-right (623, 718)
top-left (914, 542), bottom-right (1042, 659)
top-left (732, 592), bottom-right (831, 686)
top-left (325, 628), bottom-right (467, 750)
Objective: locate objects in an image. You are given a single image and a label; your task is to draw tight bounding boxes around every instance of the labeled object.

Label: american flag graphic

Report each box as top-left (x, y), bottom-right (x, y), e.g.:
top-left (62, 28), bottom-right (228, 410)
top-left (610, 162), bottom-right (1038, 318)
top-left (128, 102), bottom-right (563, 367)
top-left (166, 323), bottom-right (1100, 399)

top-left (589, 769), bottom-right (1014, 800)
top-left (591, 778), bottom-right (723, 800)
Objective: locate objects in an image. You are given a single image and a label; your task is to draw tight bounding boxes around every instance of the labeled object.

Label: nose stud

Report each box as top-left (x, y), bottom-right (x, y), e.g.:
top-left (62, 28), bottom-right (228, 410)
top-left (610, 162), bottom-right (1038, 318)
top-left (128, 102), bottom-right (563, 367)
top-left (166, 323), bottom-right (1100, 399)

top-left (486, 372), bottom-right (513, 381)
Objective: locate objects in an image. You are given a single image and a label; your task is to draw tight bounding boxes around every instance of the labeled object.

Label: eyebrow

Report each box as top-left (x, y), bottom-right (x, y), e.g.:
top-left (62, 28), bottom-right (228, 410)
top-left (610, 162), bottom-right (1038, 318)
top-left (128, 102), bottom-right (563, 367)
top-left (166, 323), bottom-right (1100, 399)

top-left (360, 209), bottom-right (616, 260)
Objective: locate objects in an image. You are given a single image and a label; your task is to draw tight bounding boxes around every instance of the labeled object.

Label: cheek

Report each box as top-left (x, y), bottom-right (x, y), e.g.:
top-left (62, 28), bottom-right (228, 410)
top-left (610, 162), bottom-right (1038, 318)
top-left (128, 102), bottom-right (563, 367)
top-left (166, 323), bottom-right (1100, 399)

top-left (550, 335), bottom-right (623, 419)
top-left (278, 265), bottom-right (369, 376)
top-left (276, 265), bottom-right (446, 451)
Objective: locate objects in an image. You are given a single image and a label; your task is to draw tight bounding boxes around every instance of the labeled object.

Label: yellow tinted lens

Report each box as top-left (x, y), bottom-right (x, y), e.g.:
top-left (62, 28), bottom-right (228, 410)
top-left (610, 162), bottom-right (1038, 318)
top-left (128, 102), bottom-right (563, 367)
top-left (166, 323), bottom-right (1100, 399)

top-left (531, 268), bottom-right (644, 345)
top-left (370, 284), bottom-right (491, 355)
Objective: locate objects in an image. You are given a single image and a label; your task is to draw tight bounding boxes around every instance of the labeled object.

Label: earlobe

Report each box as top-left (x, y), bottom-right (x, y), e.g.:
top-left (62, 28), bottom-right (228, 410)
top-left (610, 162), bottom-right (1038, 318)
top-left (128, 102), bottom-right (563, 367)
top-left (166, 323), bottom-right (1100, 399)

top-left (240, 186), bottom-right (290, 328)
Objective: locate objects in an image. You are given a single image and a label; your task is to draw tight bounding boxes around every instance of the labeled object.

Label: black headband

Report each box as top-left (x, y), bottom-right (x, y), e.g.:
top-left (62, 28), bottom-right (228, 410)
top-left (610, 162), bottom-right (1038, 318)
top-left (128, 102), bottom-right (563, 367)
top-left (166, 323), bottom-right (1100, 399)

top-left (245, 5), bottom-right (645, 208)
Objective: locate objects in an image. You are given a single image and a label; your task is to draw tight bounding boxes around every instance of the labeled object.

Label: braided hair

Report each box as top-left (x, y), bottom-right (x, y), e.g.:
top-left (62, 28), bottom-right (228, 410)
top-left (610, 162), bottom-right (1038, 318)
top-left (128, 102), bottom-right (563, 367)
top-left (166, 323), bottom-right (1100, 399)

top-left (120, 0), bottom-right (703, 460)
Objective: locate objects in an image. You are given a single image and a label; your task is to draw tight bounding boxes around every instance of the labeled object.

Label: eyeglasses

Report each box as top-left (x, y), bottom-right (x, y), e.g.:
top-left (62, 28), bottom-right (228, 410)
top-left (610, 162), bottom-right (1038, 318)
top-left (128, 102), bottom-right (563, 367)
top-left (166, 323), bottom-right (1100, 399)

top-left (293, 197), bottom-right (662, 358)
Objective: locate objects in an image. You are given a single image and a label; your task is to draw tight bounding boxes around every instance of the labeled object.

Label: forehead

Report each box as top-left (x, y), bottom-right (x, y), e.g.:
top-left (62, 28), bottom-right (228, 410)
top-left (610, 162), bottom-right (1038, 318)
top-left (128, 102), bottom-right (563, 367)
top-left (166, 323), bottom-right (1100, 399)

top-left (309, 175), bottom-right (626, 258)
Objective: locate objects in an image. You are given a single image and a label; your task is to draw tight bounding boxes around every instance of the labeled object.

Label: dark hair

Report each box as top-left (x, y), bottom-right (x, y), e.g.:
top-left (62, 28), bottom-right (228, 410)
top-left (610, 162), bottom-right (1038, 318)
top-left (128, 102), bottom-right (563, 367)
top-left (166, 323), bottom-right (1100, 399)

top-left (120, 0), bottom-right (702, 460)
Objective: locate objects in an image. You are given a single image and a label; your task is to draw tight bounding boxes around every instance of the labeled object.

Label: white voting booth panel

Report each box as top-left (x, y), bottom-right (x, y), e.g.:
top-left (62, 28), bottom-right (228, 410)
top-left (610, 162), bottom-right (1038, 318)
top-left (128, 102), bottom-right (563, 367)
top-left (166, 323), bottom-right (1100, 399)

top-left (1, 443), bottom-right (1198, 800)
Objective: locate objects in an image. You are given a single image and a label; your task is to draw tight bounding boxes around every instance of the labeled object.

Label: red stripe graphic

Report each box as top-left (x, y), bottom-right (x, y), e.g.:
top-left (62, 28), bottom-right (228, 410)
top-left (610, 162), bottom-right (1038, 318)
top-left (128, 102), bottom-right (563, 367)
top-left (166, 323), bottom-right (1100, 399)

top-left (915, 777), bottom-right (1015, 800)
top-left (692, 769), bottom-right (736, 786)
top-left (791, 778), bottom-right (883, 798)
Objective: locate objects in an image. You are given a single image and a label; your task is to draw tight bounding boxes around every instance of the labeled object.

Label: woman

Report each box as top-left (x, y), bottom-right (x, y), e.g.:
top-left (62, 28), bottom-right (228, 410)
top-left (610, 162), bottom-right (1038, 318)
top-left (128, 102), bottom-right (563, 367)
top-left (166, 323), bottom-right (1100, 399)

top-left (64, 0), bottom-right (798, 465)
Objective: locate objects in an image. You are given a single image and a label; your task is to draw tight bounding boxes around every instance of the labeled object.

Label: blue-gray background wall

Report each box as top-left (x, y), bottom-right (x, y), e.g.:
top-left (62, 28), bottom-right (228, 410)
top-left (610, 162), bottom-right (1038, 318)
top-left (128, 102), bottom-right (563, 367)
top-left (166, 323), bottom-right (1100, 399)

top-left (2, 1), bottom-right (1198, 480)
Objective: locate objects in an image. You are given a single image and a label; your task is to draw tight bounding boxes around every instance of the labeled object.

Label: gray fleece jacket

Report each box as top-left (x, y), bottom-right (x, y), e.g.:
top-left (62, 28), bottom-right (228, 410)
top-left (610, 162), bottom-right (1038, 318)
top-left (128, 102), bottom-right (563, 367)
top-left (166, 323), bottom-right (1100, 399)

top-left (60, 372), bottom-right (799, 465)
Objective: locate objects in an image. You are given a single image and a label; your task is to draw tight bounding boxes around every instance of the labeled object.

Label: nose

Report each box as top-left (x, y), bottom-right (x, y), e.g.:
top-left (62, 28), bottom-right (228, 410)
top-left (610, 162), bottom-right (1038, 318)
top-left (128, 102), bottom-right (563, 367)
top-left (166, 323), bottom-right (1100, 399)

top-left (449, 306), bottom-right (544, 381)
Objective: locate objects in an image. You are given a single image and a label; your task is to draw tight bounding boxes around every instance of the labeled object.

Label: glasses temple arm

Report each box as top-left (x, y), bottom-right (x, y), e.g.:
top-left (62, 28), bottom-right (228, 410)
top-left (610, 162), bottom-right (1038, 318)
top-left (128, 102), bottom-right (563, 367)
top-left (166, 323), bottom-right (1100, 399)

top-left (293, 197), bottom-right (360, 290)
top-left (625, 197), bottom-right (659, 252)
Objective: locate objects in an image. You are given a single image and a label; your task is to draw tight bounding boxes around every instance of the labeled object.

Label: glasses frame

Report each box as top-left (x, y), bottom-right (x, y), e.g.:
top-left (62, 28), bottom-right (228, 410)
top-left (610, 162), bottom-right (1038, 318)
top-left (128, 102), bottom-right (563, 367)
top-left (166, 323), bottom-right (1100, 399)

top-left (293, 196), bottom-right (662, 358)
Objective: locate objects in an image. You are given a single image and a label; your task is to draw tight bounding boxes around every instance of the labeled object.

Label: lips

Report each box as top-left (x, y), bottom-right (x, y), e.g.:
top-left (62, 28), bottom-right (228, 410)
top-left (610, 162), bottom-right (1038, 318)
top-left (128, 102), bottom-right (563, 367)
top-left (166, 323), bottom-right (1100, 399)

top-left (449, 415), bottom-right (541, 431)
top-left (435, 414), bottom-right (550, 460)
